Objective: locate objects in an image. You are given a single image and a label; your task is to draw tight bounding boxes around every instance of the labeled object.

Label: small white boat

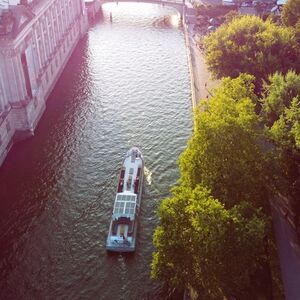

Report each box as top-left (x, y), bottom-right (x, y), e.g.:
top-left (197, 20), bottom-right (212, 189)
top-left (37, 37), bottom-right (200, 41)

top-left (106, 147), bottom-right (144, 252)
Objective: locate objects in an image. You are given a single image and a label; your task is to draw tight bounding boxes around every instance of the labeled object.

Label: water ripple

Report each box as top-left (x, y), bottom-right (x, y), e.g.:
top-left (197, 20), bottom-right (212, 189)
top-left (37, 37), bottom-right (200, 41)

top-left (0, 3), bottom-right (192, 299)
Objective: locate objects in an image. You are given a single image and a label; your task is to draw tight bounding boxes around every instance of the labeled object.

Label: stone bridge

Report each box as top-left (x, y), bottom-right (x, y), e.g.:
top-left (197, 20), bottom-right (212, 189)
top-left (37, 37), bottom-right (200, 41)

top-left (101, 0), bottom-right (185, 12)
top-left (86, 0), bottom-right (188, 18)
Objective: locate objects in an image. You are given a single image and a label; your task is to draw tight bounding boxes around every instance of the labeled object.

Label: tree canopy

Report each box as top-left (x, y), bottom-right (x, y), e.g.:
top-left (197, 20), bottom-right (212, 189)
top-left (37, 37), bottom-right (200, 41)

top-left (203, 16), bottom-right (299, 91)
top-left (151, 75), bottom-right (285, 298)
top-left (151, 185), bottom-right (269, 299)
top-left (281, 0), bottom-right (300, 27)
top-left (262, 71), bottom-right (300, 150)
top-left (261, 71), bottom-right (300, 197)
top-left (179, 74), bottom-right (268, 208)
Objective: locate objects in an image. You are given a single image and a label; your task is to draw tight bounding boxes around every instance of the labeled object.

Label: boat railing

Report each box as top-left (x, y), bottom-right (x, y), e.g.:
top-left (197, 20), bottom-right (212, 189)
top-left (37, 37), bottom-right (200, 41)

top-left (134, 178), bottom-right (139, 194)
top-left (134, 167), bottom-right (141, 194)
top-left (137, 167), bottom-right (141, 177)
top-left (128, 220), bottom-right (134, 236)
top-left (117, 169), bottom-right (125, 192)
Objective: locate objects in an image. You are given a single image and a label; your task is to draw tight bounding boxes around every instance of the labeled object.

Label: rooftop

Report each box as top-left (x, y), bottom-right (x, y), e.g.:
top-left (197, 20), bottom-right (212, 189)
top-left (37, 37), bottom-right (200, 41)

top-left (113, 193), bottom-right (137, 218)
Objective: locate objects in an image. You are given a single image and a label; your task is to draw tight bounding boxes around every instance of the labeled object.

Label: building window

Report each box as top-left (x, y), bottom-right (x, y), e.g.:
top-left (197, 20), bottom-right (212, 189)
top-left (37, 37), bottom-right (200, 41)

top-left (6, 121), bottom-right (11, 133)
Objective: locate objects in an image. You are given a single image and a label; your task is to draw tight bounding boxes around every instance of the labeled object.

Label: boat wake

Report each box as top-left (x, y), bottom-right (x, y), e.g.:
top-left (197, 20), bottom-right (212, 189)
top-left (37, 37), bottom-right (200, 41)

top-left (144, 166), bottom-right (152, 185)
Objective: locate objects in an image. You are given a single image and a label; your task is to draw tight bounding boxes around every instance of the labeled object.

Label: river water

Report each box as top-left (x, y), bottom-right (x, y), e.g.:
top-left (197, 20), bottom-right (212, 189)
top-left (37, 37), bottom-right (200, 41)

top-left (0, 3), bottom-right (192, 299)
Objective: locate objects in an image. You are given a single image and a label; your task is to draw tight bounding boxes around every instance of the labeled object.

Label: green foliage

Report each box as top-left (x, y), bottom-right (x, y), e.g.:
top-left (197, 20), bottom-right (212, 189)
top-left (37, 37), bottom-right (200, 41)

top-left (151, 75), bottom-right (286, 298)
top-left (281, 0), bottom-right (300, 27)
top-left (262, 71), bottom-right (300, 149)
top-left (151, 185), bottom-right (269, 299)
top-left (294, 21), bottom-right (300, 45)
top-left (203, 16), bottom-right (299, 91)
top-left (179, 74), bottom-right (268, 208)
top-left (261, 71), bottom-right (300, 197)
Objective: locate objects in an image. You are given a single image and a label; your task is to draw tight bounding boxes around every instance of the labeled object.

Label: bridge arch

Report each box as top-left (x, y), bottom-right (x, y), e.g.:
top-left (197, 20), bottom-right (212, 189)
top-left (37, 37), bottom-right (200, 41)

top-left (98, 0), bottom-right (185, 15)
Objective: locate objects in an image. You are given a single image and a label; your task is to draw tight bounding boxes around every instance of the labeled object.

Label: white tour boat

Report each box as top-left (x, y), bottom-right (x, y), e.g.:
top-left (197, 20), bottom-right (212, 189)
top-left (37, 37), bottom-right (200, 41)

top-left (106, 147), bottom-right (144, 252)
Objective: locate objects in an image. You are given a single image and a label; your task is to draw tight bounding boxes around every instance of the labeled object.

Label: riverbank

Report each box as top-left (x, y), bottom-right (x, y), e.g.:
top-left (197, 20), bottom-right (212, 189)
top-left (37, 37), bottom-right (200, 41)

top-left (184, 14), bottom-right (219, 110)
top-left (183, 11), bottom-right (300, 300)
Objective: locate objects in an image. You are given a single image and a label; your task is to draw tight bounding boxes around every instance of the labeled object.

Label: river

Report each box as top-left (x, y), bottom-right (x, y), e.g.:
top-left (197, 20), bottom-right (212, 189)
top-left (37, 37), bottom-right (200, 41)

top-left (0, 3), bottom-right (192, 299)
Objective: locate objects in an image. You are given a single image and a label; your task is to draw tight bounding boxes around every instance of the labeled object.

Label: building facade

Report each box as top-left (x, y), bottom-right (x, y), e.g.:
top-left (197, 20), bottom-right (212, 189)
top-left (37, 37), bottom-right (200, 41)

top-left (0, 0), bottom-right (88, 166)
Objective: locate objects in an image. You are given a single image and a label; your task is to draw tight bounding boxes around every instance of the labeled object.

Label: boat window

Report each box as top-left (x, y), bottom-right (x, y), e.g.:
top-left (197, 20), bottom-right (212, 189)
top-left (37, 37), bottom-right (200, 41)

top-left (114, 201), bottom-right (125, 214)
top-left (114, 194), bottom-right (137, 214)
top-left (117, 194), bottom-right (136, 202)
top-left (125, 202), bottom-right (135, 214)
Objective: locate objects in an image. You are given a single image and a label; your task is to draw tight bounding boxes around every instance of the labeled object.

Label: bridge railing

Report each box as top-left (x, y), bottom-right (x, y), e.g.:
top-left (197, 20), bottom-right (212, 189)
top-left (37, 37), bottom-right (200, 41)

top-left (99, 0), bottom-right (185, 5)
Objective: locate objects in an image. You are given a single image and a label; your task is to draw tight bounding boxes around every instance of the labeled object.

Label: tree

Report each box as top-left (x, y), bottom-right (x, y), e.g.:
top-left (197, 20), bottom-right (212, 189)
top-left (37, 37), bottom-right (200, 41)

top-left (262, 71), bottom-right (300, 147)
top-left (179, 74), bottom-right (268, 209)
top-left (203, 16), bottom-right (299, 92)
top-left (151, 185), bottom-right (269, 299)
top-left (281, 0), bottom-right (300, 27)
top-left (261, 71), bottom-right (300, 199)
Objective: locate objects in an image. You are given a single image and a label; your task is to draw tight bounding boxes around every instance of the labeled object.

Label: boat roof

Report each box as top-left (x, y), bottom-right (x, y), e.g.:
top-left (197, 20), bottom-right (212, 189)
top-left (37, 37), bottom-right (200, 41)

top-left (113, 193), bottom-right (137, 219)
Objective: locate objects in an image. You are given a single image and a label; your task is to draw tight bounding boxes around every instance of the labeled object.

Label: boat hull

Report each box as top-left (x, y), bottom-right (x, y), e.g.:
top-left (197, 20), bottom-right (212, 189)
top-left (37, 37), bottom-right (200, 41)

top-left (106, 147), bottom-right (144, 253)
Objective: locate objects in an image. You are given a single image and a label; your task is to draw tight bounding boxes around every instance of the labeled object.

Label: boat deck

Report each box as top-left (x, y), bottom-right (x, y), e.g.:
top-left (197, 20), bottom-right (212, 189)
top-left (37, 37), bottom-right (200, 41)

top-left (106, 147), bottom-right (144, 252)
top-left (117, 150), bottom-right (143, 195)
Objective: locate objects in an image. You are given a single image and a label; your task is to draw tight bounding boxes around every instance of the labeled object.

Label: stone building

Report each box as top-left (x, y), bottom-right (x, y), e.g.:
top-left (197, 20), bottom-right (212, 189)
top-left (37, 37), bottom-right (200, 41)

top-left (0, 0), bottom-right (88, 166)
